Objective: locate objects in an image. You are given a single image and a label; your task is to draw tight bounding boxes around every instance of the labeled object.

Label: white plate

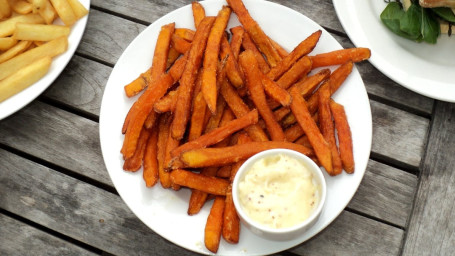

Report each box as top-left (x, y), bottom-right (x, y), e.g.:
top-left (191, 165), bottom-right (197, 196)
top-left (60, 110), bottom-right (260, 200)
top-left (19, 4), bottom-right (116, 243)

top-left (333, 0), bottom-right (455, 102)
top-left (0, 0), bottom-right (90, 120)
top-left (99, 0), bottom-right (372, 255)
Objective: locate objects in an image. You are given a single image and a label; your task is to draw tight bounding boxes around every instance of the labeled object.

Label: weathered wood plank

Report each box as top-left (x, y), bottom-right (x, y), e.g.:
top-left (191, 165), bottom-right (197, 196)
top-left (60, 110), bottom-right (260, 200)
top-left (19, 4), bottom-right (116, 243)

top-left (288, 211), bottom-right (403, 256)
top-left (370, 100), bottom-right (429, 168)
top-left (91, 0), bottom-right (188, 24)
top-left (0, 101), bottom-right (111, 186)
top-left (0, 148), bottom-right (404, 256)
top-left (43, 55), bottom-right (110, 117)
top-left (402, 102), bottom-right (455, 256)
top-left (0, 214), bottom-right (97, 256)
top-left (78, 9), bottom-right (146, 65)
top-left (348, 160), bottom-right (417, 227)
top-left (0, 149), bottom-right (199, 256)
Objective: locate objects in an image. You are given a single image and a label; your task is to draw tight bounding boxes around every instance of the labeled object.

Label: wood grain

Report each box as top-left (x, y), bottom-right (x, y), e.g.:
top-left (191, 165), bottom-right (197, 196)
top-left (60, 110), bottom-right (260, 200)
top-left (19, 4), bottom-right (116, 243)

top-left (43, 55), bottom-right (110, 116)
top-left (348, 160), bottom-right (417, 227)
top-left (0, 149), bottom-right (200, 256)
top-left (0, 101), bottom-right (111, 186)
top-left (0, 214), bottom-right (97, 256)
top-left (402, 102), bottom-right (455, 256)
top-left (371, 100), bottom-right (429, 168)
top-left (289, 211), bottom-right (403, 256)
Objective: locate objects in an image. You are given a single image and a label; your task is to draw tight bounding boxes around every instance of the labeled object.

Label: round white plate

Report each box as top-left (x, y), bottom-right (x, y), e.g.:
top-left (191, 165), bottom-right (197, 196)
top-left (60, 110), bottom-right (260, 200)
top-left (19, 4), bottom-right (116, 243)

top-left (100, 0), bottom-right (372, 255)
top-left (333, 0), bottom-right (455, 102)
top-left (0, 0), bottom-right (90, 120)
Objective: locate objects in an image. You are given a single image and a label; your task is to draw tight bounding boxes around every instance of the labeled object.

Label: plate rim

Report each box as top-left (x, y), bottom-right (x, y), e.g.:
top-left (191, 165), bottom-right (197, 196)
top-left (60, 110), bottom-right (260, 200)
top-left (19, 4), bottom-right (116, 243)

top-left (332, 0), bottom-right (455, 103)
top-left (99, 0), bottom-right (373, 254)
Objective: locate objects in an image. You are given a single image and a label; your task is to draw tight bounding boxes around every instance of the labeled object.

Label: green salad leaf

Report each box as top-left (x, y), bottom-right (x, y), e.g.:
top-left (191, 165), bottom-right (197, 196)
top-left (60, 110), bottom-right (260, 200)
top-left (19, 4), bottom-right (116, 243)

top-left (380, 1), bottom-right (445, 44)
top-left (400, 3), bottom-right (422, 40)
top-left (432, 7), bottom-right (455, 23)
top-left (421, 8), bottom-right (440, 43)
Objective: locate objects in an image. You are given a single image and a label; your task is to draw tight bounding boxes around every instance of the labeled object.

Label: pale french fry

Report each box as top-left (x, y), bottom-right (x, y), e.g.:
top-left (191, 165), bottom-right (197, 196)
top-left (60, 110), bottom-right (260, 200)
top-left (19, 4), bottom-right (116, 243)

top-left (0, 56), bottom-right (51, 102)
top-left (0, 37), bottom-right (17, 51)
top-left (0, 36), bottom-right (67, 80)
top-left (9, 0), bottom-right (33, 14)
top-left (66, 0), bottom-right (88, 20)
top-left (13, 23), bottom-right (70, 41)
top-left (0, 13), bottom-right (44, 37)
top-left (49, 0), bottom-right (77, 26)
top-left (0, 40), bottom-right (32, 64)
top-left (0, 0), bottom-right (12, 19)
top-left (31, 0), bottom-right (46, 13)
top-left (38, 0), bottom-right (56, 24)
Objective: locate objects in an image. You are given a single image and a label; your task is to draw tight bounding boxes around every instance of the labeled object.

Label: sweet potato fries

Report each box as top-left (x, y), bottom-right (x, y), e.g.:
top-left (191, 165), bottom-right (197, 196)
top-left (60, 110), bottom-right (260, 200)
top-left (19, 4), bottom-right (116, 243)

top-left (119, 0), bottom-right (369, 253)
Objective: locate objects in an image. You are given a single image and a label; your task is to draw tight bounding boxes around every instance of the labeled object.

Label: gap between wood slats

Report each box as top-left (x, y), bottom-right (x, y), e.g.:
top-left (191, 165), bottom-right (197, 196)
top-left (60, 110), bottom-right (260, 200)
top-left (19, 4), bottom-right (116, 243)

top-left (368, 93), bottom-right (432, 119)
top-left (345, 207), bottom-right (405, 230)
top-left (370, 152), bottom-right (420, 176)
top-left (0, 209), bottom-right (104, 256)
top-left (0, 143), bottom-right (118, 196)
top-left (90, 5), bottom-right (151, 26)
top-left (38, 96), bottom-right (99, 123)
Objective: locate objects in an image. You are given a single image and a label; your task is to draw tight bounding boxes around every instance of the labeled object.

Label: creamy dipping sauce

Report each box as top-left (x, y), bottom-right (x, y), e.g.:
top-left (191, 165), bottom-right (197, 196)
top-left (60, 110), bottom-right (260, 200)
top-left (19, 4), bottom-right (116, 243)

top-left (238, 153), bottom-right (320, 229)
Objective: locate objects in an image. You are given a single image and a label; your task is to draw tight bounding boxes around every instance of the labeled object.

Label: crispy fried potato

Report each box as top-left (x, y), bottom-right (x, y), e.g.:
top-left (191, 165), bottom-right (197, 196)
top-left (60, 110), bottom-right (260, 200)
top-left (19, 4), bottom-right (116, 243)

top-left (0, 56), bottom-right (51, 103)
top-left (13, 23), bottom-right (70, 41)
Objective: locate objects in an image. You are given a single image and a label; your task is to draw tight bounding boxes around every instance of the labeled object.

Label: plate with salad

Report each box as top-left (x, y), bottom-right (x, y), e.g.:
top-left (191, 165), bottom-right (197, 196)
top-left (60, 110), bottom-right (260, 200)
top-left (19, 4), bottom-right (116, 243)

top-left (333, 0), bottom-right (455, 102)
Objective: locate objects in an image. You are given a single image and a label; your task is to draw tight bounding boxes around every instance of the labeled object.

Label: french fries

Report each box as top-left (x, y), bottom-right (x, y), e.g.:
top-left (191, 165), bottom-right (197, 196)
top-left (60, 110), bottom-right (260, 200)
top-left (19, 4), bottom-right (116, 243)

top-left (119, 0), bottom-right (369, 253)
top-left (0, 56), bottom-right (51, 102)
top-left (0, 0), bottom-right (87, 103)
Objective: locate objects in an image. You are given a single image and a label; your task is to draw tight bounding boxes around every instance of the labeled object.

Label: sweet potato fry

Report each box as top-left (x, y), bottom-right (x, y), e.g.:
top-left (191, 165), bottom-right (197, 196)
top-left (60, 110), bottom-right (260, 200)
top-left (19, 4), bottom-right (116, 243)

top-left (239, 50), bottom-right (285, 141)
top-left (222, 185), bottom-right (239, 244)
top-left (187, 167), bottom-right (219, 215)
top-left (269, 37), bottom-right (288, 58)
top-left (276, 56), bottom-right (312, 89)
top-left (144, 23), bottom-right (175, 87)
top-left (310, 47), bottom-right (371, 68)
top-left (157, 114), bottom-right (172, 189)
top-left (220, 34), bottom-right (244, 88)
top-left (172, 109), bottom-right (259, 157)
top-left (124, 23), bottom-right (174, 97)
top-left (290, 68), bottom-right (331, 99)
top-left (123, 127), bottom-right (151, 172)
top-left (171, 33), bottom-right (191, 54)
top-left (166, 47), bottom-right (181, 69)
top-left (143, 128), bottom-right (159, 187)
top-left (284, 123), bottom-right (305, 142)
top-left (216, 165), bottom-right (232, 178)
top-left (241, 31), bottom-right (270, 73)
top-left (188, 91), bottom-right (208, 141)
top-left (143, 109), bottom-right (158, 130)
top-left (171, 141), bottom-right (313, 169)
top-left (192, 1), bottom-right (205, 28)
top-left (330, 99), bottom-right (354, 173)
top-left (267, 30), bottom-right (321, 81)
top-left (154, 89), bottom-right (178, 113)
top-left (307, 61), bottom-right (353, 115)
top-left (174, 28), bottom-right (195, 41)
top-left (261, 75), bottom-right (291, 107)
top-left (289, 86), bottom-right (332, 172)
top-left (220, 79), bottom-right (268, 142)
top-left (227, 0), bottom-right (282, 67)
top-left (205, 196), bottom-right (225, 253)
top-left (229, 25), bottom-right (244, 60)
top-left (295, 135), bottom-right (312, 149)
top-left (273, 107), bottom-right (291, 122)
top-left (171, 16), bottom-right (215, 140)
top-left (201, 5), bottom-right (231, 113)
top-left (204, 97), bottom-right (226, 133)
top-left (318, 83), bottom-right (342, 175)
top-left (121, 74), bottom-right (175, 159)
top-left (170, 169), bottom-right (230, 195)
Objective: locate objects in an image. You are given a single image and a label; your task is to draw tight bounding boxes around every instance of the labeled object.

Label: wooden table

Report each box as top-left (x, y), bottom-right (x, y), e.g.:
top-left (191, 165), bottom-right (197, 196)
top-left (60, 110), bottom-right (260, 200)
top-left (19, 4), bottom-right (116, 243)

top-left (1, 0), bottom-right (454, 255)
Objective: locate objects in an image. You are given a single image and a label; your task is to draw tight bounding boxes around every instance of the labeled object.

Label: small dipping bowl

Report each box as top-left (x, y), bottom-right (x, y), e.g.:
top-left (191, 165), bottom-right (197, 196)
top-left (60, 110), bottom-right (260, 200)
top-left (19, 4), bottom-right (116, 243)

top-left (232, 149), bottom-right (326, 241)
